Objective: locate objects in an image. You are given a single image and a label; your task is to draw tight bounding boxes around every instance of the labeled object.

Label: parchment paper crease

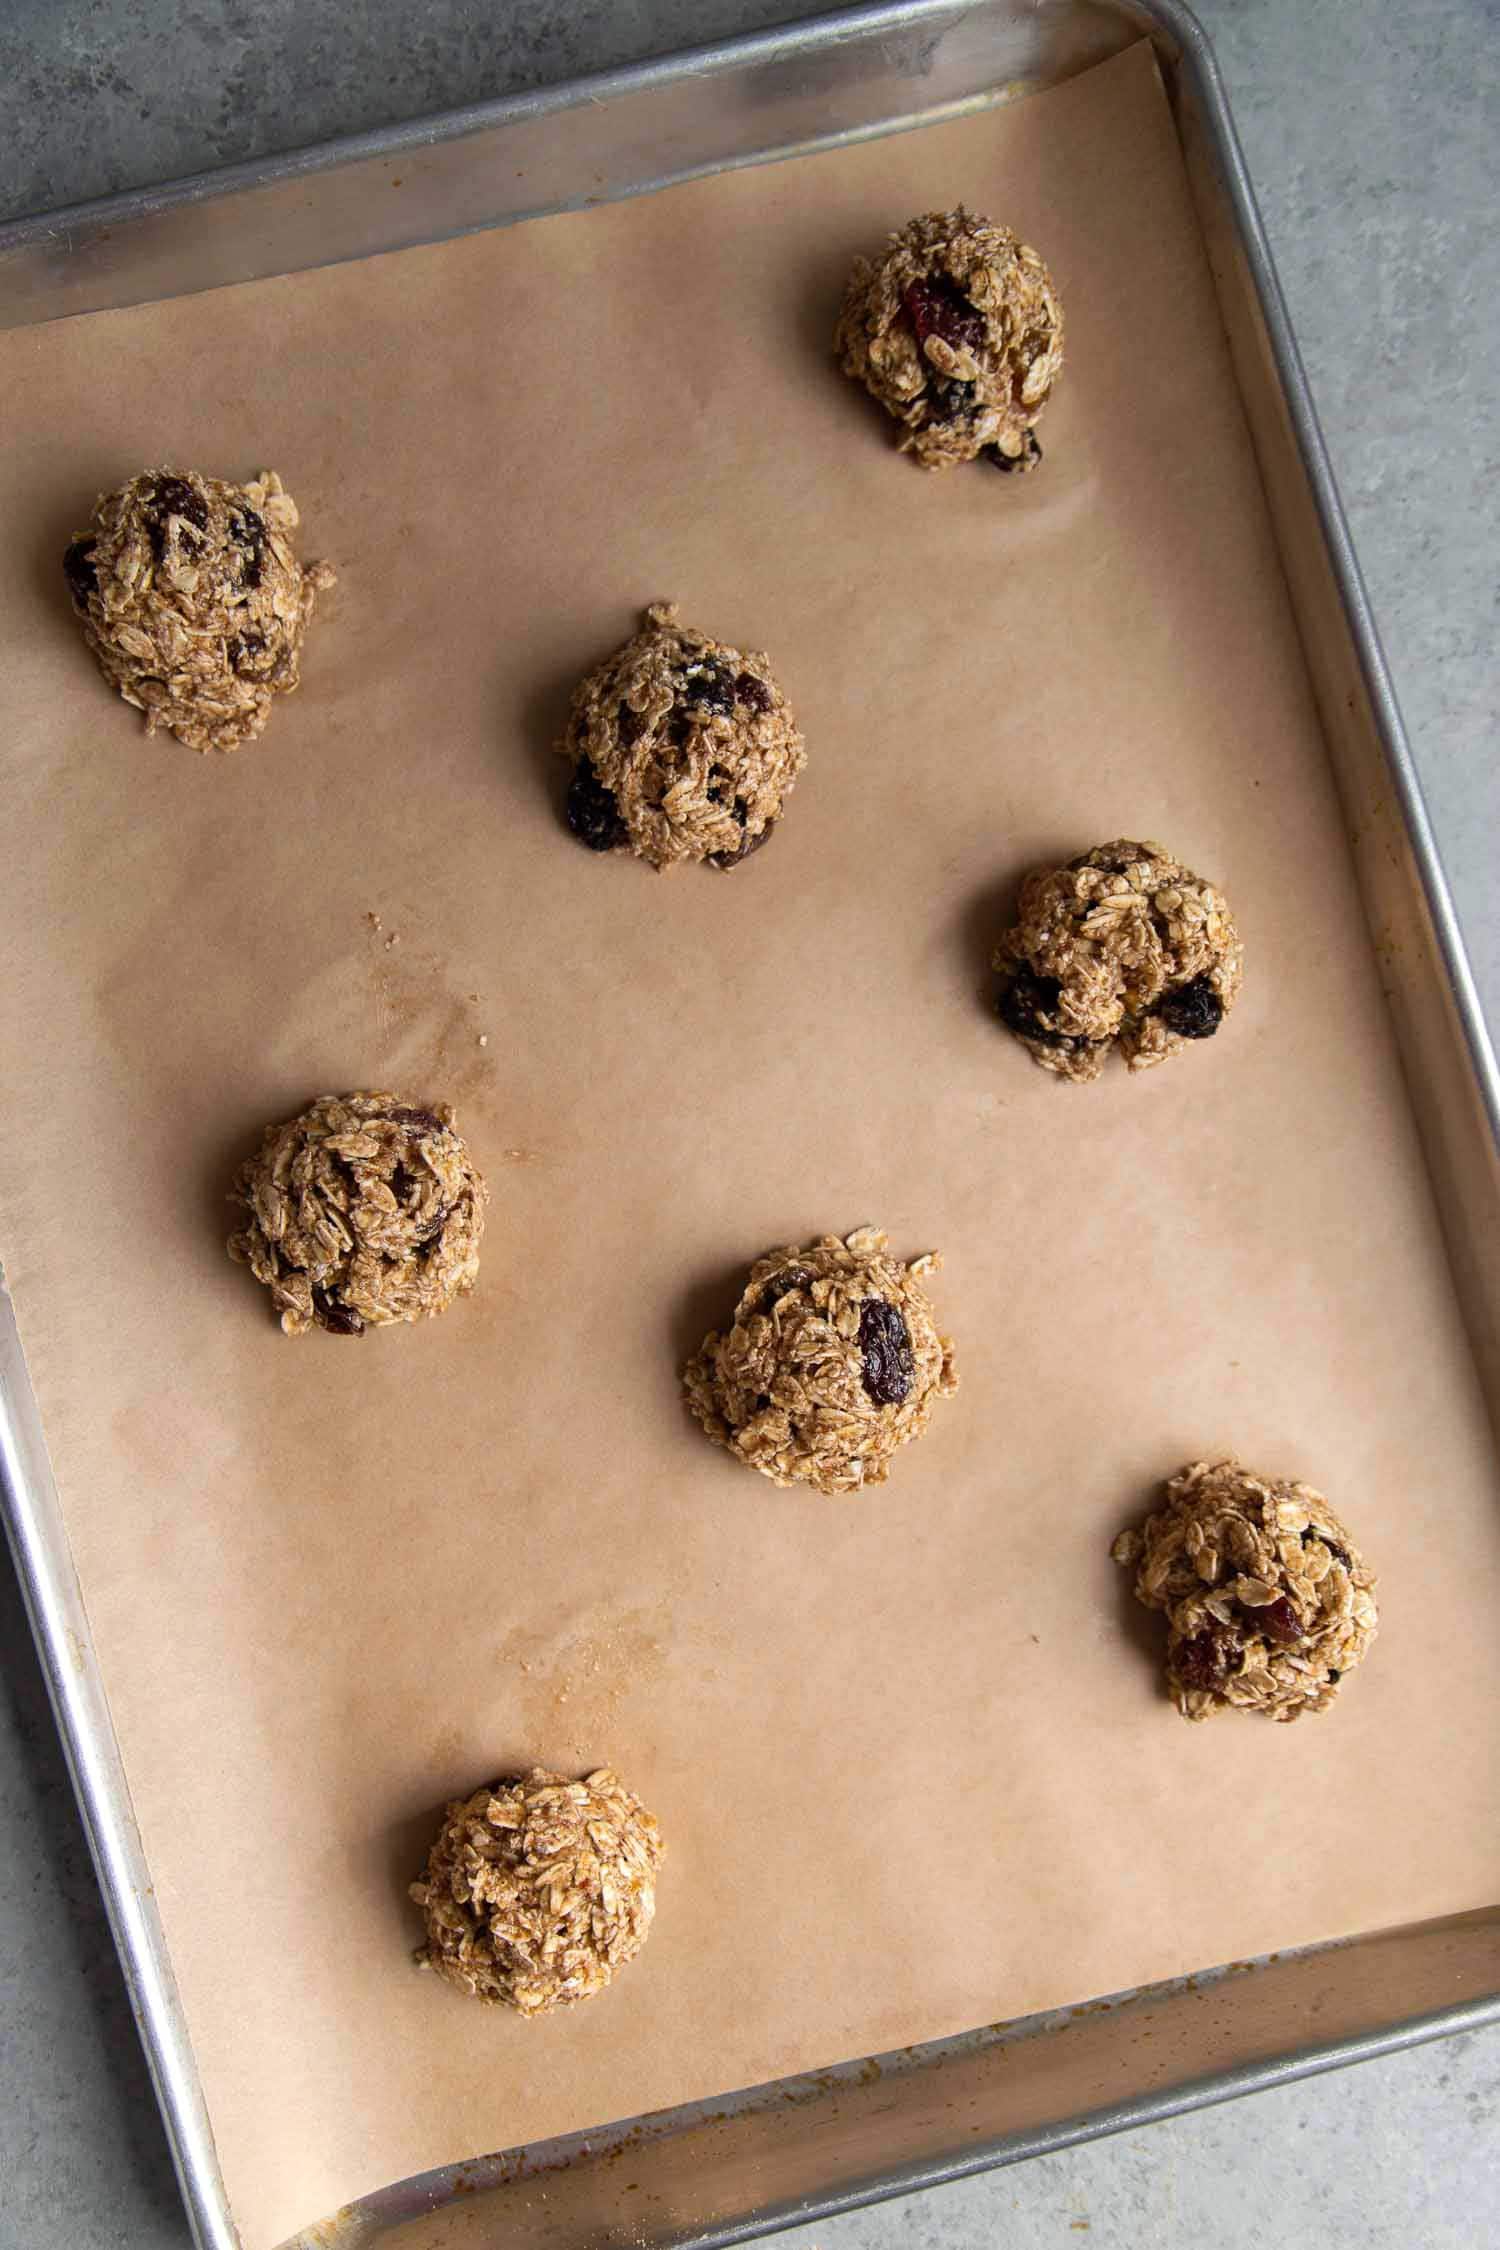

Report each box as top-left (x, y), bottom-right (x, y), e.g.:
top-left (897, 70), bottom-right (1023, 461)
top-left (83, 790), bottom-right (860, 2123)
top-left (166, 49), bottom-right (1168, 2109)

top-left (0, 44), bottom-right (1497, 2250)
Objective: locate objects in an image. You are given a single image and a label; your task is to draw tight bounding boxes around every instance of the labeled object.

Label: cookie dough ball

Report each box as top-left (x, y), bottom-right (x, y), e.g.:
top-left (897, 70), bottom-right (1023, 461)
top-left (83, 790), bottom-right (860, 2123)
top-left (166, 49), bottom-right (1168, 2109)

top-left (834, 207), bottom-right (1063, 471)
top-left (410, 1767), bottom-right (664, 2014)
top-left (226, 1092), bottom-right (486, 1336)
top-left (560, 601), bottom-right (805, 870)
top-left (63, 468), bottom-right (335, 752)
top-left (994, 840), bottom-right (1243, 1083)
top-left (1113, 1459), bottom-right (1378, 1723)
top-left (683, 1226), bottom-right (959, 1495)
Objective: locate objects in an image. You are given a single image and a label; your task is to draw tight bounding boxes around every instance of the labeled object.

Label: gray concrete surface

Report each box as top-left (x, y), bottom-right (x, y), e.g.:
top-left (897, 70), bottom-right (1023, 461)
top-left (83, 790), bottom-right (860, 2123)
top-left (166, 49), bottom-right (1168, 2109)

top-left (1, 3), bottom-right (1496, 2247)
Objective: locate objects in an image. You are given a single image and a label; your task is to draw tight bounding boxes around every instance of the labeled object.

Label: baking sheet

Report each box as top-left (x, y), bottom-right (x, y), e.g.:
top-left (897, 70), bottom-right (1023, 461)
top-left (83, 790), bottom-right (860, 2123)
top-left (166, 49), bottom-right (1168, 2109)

top-left (1, 40), bottom-right (1498, 2250)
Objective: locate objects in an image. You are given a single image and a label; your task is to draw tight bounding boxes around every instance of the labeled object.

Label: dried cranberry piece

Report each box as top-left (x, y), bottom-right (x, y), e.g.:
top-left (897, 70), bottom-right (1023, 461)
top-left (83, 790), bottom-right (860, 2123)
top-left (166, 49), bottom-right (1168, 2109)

top-left (984, 430), bottom-right (1043, 473)
top-left (149, 474), bottom-right (208, 524)
top-left (735, 672), bottom-right (771, 714)
top-left (390, 1108), bottom-right (445, 1136)
top-left (1173, 1627), bottom-right (1239, 1693)
top-left (566, 756), bottom-right (627, 852)
top-left (313, 1287), bottom-right (364, 1336)
top-left (858, 1299), bottom-right (915, 1406)
top-left (63, 536), bottom-right (98, 611)
top-left (229, 506), bottom-right (267, 588)
top-left (681, 662), bottom-right (736, 716)
top-left (997, 966), bottom-right (1074, 1048)
top-left (926, 378), bottom-right (976, 425)
top-left (144, 474), bottom-right (209, 562)
top-left (616, 701), bottom-right (645, 747)
top-left (1256, 1595), bottom-right (1303, 1646)
top-left (902, 273), bottom-right (986, 357)
top-left (1157, 975), bottom-right (1223, 1040)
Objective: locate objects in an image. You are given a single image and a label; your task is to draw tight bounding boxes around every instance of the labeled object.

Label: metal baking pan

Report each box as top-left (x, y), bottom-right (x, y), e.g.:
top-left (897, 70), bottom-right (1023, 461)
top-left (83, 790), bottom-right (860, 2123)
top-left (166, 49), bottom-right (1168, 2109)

top-left (3, 5), bottom-right (1497, 2247)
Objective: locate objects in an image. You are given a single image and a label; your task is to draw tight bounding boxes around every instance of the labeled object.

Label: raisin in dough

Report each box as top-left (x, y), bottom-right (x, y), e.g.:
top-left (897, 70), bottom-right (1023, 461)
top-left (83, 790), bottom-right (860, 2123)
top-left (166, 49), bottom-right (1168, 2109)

top-left (834, 207), bottom-right (1063, 471)
top-left (410, 1767), bottom-right (663, 2014)
top-left (683, 1227), bottom-right (959, 1496)
top-left (560, 601), bottom-right (805, 870)
top-left (1113, 1459), bottom-right (1378, 1722)
top-left (994, 840), bottom-right (1244, 1082)
top-left (226, 1093), bottom-right (486, 1336)
top-left (63, 468), bottom-right (335, 752)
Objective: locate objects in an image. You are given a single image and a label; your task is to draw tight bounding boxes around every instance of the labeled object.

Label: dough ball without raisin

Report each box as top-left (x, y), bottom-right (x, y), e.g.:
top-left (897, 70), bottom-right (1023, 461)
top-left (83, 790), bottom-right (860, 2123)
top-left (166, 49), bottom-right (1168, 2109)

top-left (226, 1092), bottom-right (487, 1336)
top-left (993, 840), bottom-right (1243, 1083)
top-left (410, 1767), bottom-right (663, 2014)
top-left (834, 207), bottom-right (1063, 471)
top-left (683, 1226), bottom-right (958, 1496)
top-left (1112, 1458), bottom-right (1378, 1723)
top-left (64, 468), bottom-right (335, 752)
top-left (559, 601), bottom-right (805, 870)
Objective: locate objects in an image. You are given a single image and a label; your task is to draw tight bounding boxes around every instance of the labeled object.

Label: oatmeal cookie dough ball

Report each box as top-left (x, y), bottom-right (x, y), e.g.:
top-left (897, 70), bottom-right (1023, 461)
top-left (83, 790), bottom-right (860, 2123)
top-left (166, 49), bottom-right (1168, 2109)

top-left (411, 1767), bottom-right (664, 2014)
top-left (994, 840), bottom-right (1243, 1083)
top-left (63, 468), bottom-right (335, 752)
top-left (834, 207), bottom-right (1063, 471)
top-left (559, 601), bottom-right (806, 870)
top-left (684, 1226), bottom-right (959, 1496)
top-left (1113, 1459), bottom-right (1378, 1723)
top-left (226, 1092), bottom-right (486, 1336)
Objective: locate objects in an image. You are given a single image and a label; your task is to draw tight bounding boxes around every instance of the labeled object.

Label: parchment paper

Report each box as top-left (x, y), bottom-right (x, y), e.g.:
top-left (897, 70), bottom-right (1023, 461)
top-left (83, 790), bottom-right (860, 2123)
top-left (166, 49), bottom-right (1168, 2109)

top-left (1, 44), bottom-right (1498, 2250)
